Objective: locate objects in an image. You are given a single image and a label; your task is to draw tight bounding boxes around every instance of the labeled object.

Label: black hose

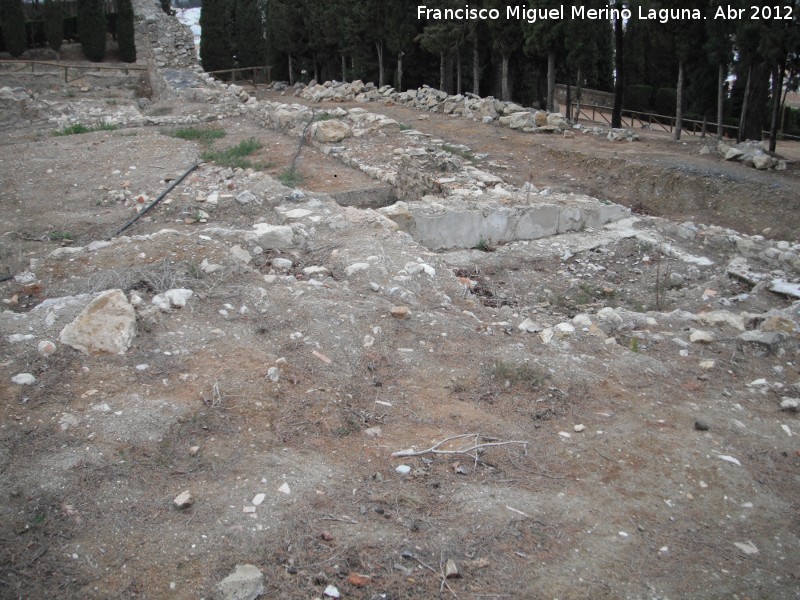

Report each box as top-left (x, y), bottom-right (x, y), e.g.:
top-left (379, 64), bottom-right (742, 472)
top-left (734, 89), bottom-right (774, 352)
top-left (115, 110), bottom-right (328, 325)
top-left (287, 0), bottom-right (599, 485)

top-left (108, 162), bottom-right (199, 239)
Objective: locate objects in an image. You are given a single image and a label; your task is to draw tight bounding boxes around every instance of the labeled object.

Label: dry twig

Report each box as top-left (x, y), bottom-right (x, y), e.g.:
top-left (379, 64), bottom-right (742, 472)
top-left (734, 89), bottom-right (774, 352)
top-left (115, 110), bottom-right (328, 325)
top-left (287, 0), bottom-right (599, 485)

top-left (391, 433), bottom-right (528, 458)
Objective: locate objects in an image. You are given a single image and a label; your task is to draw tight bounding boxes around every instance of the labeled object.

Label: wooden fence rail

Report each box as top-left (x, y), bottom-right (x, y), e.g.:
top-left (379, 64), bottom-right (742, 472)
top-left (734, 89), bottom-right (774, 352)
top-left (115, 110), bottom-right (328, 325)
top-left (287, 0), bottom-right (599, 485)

top-left (0, 59), bottom-right (145, 83)
top-left (206, 66), bottom-right (272, 87)
top-left (571, 102), bottom-right (800, 142)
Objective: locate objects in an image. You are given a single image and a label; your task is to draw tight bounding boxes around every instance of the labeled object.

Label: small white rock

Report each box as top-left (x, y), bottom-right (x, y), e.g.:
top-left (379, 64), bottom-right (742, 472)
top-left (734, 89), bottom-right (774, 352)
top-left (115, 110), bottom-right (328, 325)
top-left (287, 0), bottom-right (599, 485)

top-left (272, 257), bottom-right (293, 270)
top-left (37, 340), bottom-right (57, 356)
top-left (779, 397), bottom-right (799, 411)
top-left (395, 465), bottom-right (412, 475)
top-left (11, 373), bottom-right (37, 385)
top-left (323, 585), bottom-right (340, 598)
top-left (733, 541), bottom-right (759, 555)
top-left (345, 262), bottom-right (370, 277)
top-left (173, 490), bottom-right (193, 509)
top-left (252, 493), bottom-right (265, 506)
top-left (7, 334), bottom-right (35, 343)
top-left (689, 329), bottom-right (714, 344)
top-left (278, 482), bottom-right (291, 494)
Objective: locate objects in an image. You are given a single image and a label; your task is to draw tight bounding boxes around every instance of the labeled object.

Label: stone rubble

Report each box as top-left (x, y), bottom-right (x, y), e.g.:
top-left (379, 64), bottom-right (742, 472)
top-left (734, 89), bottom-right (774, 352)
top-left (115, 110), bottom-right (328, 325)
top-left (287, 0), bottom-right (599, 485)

top-left (715, 140), bottom-right (788, 171)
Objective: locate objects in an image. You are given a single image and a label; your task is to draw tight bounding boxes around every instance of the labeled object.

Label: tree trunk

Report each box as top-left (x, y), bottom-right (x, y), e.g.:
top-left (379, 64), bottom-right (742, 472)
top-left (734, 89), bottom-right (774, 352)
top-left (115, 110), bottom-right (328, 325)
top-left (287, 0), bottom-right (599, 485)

top-left (612, 6), bottom-right (624, 128)
top-left (769, 62), bottom-right (784, 153)
top-left (547, 50), bottom-right (556, 112)
top-left (472, 26), bottom-right (479, 95)
top-left (717, 62), bottom-right (725, 140)
top-left (313, 53), bottom-right (319, 83)
top-left (341, 53), bottom-right (346, 81)
top-left (565, 72), bottom-right (571, 120)
top-left (288, 52), bottom-right (294, 85)
top-left (456, 47), bottom-right (462, 95)
top-left (675, 59), bottom-right (684, 141)
top-left (445, 55), bottom-right (454, 94)
top-left (440, 52), bottom-right (445, 91)
top-left (779, 72), bottom-right (792, 136)
top-left (575, 67), bottom-right (583, 123)
top-left (376, 41), bottom-right (385, 87)
top-left (396, 52), bottom-right (403, 91)
top-left (738, 63), bottom-right (752, 142)
top-left (501, 54), bottom-right (510, 101)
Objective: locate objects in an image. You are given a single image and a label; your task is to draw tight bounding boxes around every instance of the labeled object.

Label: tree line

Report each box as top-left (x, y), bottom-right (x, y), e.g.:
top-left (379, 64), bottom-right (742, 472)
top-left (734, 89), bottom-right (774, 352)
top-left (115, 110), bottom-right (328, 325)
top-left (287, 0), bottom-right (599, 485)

top-left (201, 0), bottom-right (800, 145)
top-left (0, 0), bottom-right (137, 63)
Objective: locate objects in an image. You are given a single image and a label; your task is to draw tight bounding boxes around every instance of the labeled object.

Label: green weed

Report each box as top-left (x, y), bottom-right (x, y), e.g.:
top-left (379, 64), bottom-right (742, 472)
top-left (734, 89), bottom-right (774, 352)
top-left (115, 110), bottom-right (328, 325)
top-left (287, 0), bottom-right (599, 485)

top-left (442, 143), bottom-right (476, 162)
top-left (53, 123), bottom-right (118, 136)
top-left (474, 236), bottom-right (493, 252)
top-left (48, 231), bottom-right (75, 242)
top-left (201, 138), bottom-right (263, 169)
top-left (489, 360), bottom-right (548, 390)
top-left (278, 168), bottom-right (304, 187)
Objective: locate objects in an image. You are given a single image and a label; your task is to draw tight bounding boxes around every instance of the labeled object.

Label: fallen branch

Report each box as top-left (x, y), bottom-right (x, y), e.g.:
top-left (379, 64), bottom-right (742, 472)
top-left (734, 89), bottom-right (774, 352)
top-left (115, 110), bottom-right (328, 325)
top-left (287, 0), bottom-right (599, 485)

top-left (392, 433), bottom-right (528, 458)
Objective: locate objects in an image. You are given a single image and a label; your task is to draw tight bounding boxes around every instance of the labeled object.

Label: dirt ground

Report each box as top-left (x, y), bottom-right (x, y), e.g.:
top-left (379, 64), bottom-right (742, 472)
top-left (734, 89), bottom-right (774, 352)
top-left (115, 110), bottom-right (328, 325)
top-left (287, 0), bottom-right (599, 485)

top-left (1, 66), bottom-right (799, 600)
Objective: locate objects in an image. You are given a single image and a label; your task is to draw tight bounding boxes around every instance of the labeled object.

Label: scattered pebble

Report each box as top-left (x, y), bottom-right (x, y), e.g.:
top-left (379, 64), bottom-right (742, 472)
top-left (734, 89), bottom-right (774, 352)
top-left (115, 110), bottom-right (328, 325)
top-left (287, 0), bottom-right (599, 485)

top-left (173, 490), bottom-right (193, 509)
top-left (780, 398), bottom-right (799, 412)
top-left (694, 420), bottom-right (710, 431)
top-left (278, 482), bottom-right (291, 494)
top-left (395, 465), bottom-right (412, 475)
top-left (445, 558), bottom-right (460, 578)
top-left (11, 373), bottom-right (37, 385)
top-left (734, 541), bottom-right (759, 555)
top-left (390, 305), bottom-right (410, 319)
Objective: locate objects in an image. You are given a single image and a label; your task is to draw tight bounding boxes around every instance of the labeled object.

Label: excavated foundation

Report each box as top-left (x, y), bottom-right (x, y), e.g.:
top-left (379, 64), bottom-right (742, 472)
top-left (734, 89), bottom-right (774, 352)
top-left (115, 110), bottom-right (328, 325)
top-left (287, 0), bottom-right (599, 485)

top-left (379, 194), bottom-right (631, 251)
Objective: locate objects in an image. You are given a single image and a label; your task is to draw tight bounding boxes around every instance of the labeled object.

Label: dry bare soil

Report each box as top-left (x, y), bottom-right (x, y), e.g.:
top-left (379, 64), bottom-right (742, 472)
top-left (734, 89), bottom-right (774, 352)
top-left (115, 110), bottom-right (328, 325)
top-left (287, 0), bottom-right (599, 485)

top-left (0, 76), bottom-right (799, 600)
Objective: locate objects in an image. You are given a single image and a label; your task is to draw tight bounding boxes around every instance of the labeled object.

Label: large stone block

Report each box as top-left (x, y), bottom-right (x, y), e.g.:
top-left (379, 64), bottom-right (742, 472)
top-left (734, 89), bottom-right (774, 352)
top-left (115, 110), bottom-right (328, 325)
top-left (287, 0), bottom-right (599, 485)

top-left (409, 195), bottom-right (629, 251)
top-left (59, 289), bottom-right (136, 355)
top-left (311, 119), bottom-right (352, 143)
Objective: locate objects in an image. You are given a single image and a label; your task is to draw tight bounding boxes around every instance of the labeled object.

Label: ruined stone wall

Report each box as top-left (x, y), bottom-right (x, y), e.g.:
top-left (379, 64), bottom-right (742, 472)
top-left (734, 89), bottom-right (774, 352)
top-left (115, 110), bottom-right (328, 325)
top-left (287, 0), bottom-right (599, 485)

top-left (131, 0), bottom-right (196, 98)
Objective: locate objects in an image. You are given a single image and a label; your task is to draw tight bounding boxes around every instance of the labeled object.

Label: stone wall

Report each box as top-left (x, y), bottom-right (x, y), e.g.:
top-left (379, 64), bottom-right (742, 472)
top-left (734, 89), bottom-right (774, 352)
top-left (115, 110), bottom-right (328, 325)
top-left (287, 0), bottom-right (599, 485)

top-left (132, 0), bottom-right (196, 98)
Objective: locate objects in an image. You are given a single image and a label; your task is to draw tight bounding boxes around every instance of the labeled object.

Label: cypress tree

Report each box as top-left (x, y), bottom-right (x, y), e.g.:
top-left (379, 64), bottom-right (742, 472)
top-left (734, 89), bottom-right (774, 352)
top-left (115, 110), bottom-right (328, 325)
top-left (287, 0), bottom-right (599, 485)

top-left (1, 0), bottom-right (28, 58)
top-left (116, 0), bottom-right (135, 63)
top-left (44, 0), bottom-right (64, 57)
top-left (78, 0), bottom-right (106, 62)
top-left (234, 0), bottom-right (264, 69)
top-left (200, 0), bottom-right (232, 73)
